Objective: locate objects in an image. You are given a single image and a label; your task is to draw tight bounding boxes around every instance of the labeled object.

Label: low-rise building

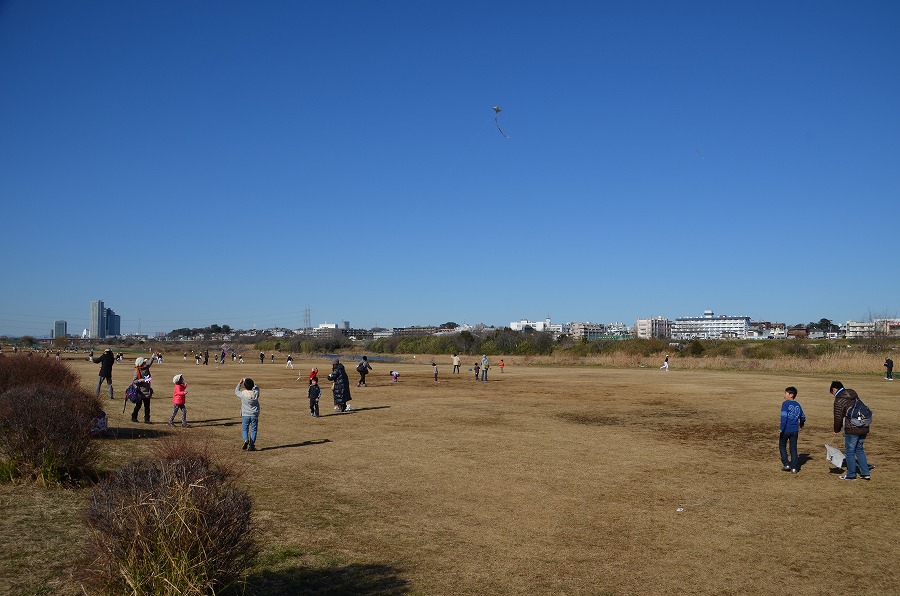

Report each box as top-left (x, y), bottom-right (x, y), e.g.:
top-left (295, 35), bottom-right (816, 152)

top-left (670, 310), bottom-right (751, 340)
top-left (635, 317), bottom-right (670, 339)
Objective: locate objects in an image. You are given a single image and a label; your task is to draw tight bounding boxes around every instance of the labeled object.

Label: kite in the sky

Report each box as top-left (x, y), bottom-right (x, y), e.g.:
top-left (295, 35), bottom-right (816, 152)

top-left (492, 106), bottom-right (510, 139)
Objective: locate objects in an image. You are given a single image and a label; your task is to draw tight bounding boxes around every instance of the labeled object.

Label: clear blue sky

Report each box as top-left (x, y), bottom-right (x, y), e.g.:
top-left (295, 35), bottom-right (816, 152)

top-left (1, 1), bottom-right (898, 337)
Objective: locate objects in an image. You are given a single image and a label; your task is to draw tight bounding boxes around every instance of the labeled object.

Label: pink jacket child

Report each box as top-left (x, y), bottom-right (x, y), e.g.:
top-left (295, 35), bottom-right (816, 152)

top-left (169, 374), bottom-right (190, 427)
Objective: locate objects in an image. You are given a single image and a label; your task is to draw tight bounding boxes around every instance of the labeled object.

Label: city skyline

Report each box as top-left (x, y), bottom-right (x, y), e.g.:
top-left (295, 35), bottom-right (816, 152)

top-left (1, 3), bottom-right (898, 338)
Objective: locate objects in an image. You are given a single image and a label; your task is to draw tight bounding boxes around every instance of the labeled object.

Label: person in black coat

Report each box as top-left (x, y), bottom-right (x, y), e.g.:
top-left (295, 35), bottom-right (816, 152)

top-left (327, 358), bottom-right (352, 412)
top-left (91, 348), bottom-right (116, 399)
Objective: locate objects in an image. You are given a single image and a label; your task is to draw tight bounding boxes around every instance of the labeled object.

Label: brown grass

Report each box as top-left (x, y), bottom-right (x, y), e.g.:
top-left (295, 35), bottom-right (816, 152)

top-left (2, 354), bottom-right (899, 594)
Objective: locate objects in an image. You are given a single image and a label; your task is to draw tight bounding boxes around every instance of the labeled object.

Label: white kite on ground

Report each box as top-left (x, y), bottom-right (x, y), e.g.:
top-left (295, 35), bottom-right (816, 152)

top-left (825, 443), bottom-right (845, 468)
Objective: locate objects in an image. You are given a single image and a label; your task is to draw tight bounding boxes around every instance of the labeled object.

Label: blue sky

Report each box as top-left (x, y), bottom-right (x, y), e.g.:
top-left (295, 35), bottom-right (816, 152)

top-left (1, 1), bottom-right (898, 337)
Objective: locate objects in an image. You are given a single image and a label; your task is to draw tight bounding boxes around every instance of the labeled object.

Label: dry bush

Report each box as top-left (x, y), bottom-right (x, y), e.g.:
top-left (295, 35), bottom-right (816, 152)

top-left (0, 355), bottom-right (82, 394)
top-left (82, 442), bottom-right (256, 595)
top-left (0, 385), bottom-right (101, 484)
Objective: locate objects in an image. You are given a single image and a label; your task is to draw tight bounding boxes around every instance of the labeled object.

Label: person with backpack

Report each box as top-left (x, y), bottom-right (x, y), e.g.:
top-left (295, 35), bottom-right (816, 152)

top-left (778, 386), bottom-right (805, 473)
top-left (831, 380), bottom-right (871, 480)
top-left (131, 357), bottom-right (154, 424)
top-left (357, 356), bottom-right (372, 387)
top-left (885, 358), bottom-right (894, 381)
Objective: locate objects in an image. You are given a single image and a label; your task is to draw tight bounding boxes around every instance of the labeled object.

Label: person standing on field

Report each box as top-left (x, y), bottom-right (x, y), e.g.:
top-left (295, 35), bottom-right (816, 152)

top-left (452, 354), bottom-right (461, 374)
top-left (481, 355), bottom-right (489, 381)
top-left (778, 386), bottom-right (805, 473)
top-left (328, 357), bottom-right (352, 412)
top-left (831, 380), bottom-right (871, 480)
top-left (235, 377), bottom-right (260, 451)
top-left (131, 357), bottom-right (154, 424)
top-left (885, 358), bottom-right (894, 381)
top-left (91, 348), bottom-right (116, 399)
top-left (169, 374), bottom-right (189, 427)
top-left (308, 377), bottom-right (321, 417)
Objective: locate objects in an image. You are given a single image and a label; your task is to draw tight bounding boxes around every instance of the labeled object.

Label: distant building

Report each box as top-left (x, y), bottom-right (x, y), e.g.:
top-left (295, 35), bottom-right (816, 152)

top-left (106, 309), bottom-right (120, 337)
top-left (635, 317), bottom-right (670, 339)
top-left (875, 319), bottom-right (900, 337)
top-left (845, 321), bottom-right (875, 339)
top-left (90, 300), bottom-right (106, 339)
top-left (670, 310), bottom-right (751, 340)
top-left (570, 322), bottom-right (608, 341)
top-left (53, 320), bottom-right (67, 339)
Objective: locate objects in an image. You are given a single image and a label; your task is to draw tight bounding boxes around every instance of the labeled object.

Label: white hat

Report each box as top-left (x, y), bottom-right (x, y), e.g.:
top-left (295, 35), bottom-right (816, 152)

top-left (135, 357), bottom-right (146, 366)
top-left (173, 374), bottom-right (184, 384)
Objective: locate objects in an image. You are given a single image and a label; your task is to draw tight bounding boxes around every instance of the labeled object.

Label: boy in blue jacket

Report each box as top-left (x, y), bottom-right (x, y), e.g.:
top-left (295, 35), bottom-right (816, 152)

top-left (779, 386), bottom-right (806, 473)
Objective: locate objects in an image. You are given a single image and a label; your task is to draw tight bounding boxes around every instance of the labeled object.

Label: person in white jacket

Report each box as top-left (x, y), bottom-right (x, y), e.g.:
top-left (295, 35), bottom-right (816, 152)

top-left (235, 378), bottom-right (260, 451)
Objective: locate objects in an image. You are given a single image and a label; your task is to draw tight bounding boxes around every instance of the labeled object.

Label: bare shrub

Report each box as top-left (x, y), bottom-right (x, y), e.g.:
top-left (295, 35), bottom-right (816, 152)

top-left (0, 385), bottom-right (101, 484)
top-left (0, 355), bottom-right (82, 394)
top-left (82, 443), bottom-right (256, 595)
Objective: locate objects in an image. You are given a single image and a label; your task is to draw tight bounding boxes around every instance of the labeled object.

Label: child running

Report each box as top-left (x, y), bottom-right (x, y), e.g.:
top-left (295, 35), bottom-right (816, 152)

top-left (169, 374), bottom-right (189, 427)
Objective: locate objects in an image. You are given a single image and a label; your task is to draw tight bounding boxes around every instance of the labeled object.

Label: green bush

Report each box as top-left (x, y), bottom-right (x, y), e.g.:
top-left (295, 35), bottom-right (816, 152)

top-left (82, 443), bottom-right (256, 595)
top-left (0, 385), bottom-right (101, 484)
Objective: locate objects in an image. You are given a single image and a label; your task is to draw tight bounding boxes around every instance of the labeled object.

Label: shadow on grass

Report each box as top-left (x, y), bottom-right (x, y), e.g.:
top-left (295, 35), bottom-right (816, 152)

top-left (105, 426), bottom-right (171, 440)
top-left (190, 417), bottom-right (238, 425)
top-left (258, 439), bottom-right (331, 451)
top-left (240, 562), bottom-right (409, 595)
top-left (322, 405), bottom-right (391, 417)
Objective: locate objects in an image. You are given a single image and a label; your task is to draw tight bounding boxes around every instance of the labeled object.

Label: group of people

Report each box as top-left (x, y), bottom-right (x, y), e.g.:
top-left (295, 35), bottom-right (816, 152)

top-left (777, 380), bottom-right (873, 480)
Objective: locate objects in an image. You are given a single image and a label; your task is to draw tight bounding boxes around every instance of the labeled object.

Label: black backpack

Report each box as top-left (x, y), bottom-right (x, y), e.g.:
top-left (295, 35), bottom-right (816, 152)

top-left (357, 361), bottom-right (367, 373)
top-left (846, 394), bottom-right (873, 428)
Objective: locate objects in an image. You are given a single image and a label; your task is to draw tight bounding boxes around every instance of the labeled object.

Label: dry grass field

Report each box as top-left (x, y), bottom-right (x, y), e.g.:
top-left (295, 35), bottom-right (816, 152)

top-left (2, 353), bottom-right (899, 595)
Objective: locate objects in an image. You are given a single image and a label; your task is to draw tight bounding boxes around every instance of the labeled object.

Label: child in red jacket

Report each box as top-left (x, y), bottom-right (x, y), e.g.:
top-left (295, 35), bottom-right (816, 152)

top-left (169, 374), bottom-right (189, 427)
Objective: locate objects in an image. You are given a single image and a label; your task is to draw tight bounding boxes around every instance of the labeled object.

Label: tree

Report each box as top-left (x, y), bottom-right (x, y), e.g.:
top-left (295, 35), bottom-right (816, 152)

top-left (439, 322), bottom-right (459, 330)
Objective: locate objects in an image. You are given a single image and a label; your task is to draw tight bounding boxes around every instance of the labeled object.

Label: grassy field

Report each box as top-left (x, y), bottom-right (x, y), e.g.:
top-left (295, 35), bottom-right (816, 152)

top-left (2, 353), bottom-right (899, 595)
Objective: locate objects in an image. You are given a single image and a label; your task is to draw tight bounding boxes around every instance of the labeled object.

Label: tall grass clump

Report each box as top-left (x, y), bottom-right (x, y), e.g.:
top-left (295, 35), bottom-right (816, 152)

top-left (0, 385), bottom-right (101, 484)
top-left (82, 442), bottom-right (256, 595)
top-left (0, 353), bottom-right (82, 394)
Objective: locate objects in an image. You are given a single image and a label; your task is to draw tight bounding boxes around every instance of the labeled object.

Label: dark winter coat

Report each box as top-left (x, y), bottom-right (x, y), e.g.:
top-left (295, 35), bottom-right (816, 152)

top-left (833, 388), bottom-right (866, 436)
top-left (328, 363), bottom-right (352, 405)
top-left (93, 351), bottom-right (115, 378)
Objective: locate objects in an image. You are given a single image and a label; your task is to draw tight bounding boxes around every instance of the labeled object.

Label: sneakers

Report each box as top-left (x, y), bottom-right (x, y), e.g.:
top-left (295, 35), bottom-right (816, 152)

top-left (248, 444), bottom-right (257, 452)
top-left (168, 421), bottom-right (175, 427)
top-left (345, 405), bottom-right (352, 411)
top-left (242, 440), bottom-right (249, 451)
top-left (791, 469), bottom-right (798, 474)
top-left (781, 465), bottom-right (791, 472)
top-left (839, 474), bottom-right (856, 480)
top-left (861, 475), bottom-right (871, 480)
top-left (181, 423), bottom-right (190, 428)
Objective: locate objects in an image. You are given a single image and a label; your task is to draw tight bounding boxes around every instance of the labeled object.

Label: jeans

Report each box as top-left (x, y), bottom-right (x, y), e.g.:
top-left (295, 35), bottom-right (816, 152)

top-left (481, 368), bottom-right (488, 381)
top-left (779, 431), bottom-right (798, 469)
top-left (242, 416), bottom-right (258, 445)
top-left (96, 375), bottom-right (113, 398)
top-left (844, 433), bottom-right (870, 478)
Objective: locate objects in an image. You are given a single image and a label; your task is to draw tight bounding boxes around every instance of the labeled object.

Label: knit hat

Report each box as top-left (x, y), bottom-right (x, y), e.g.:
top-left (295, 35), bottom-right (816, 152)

top-left (135, 357), bottom-right (146, 366)
top-left (104, 348), bottom-right (112, 353)
top-left (173, 374), bottom-right (184, 384)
